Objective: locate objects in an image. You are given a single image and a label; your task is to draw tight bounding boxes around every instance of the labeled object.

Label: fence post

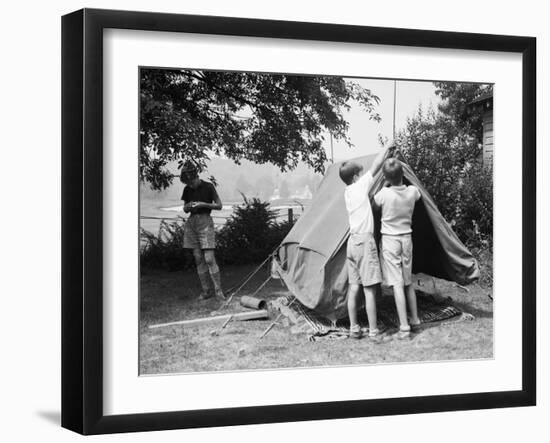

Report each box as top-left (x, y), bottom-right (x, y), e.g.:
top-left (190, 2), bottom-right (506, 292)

top-left (288, 208), bottom-right (294, 225)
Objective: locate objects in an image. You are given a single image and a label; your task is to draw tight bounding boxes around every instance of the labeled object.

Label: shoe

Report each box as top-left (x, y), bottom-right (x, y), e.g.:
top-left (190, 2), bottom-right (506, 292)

top-left (410, 319), bottom-right (422, 332)
top-left (215, 289), bottom-right (227, 300)
top-left (349, 325), bottom-right (363, 339)
top-left (368, 329), bottom-right (391, 344)
top-left (394, 329), bottom-right (412, 340)
top-left (199, 291), bottom-right (213, 300)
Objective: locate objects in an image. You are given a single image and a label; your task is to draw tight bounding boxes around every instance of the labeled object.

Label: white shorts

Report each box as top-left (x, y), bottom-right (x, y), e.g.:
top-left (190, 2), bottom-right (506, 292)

top-left (380, 234), bottom-right (413, 287)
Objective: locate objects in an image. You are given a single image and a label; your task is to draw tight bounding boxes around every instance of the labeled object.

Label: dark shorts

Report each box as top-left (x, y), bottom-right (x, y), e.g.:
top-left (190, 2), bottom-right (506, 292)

top-left (183, 214), bottom-right (216, 249)
top-left (346, 232), bottom-right (382, 287)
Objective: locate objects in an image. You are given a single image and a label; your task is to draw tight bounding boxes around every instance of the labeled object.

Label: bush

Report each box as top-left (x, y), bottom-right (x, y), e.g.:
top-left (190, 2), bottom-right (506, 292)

top-left (140, 217), bottom-right (193, 272)
top-left (139, 197), bottom-right (293, 271)
top-left (470, 242), bottom-right (493, 290)
top-left (216, 197), bottom-right (293, 265)
top-left (453, 162), bottom-right (493, 248)
top-left (397, 107), bottom-right (493, 249)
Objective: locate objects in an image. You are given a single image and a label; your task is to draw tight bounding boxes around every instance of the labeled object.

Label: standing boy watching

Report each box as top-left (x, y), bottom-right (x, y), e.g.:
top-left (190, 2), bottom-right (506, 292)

top-left (180, 162), bottom-right (225, 300)
top-left (374, 157), bottom-right (422, 339)
top-left (339, 143), bottom-right (392, 340)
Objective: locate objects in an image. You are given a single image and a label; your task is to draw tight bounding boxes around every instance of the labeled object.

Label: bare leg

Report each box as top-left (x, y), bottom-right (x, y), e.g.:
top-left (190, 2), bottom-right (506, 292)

top-left (363, 284), bottom-right (379, 334)
top-left (347, 284), bottom-right (361, 330)
top-left (192, 248), bottom-right (212, 298)
top-left (203, 249), bottom-right (224, 298)
top-left (392, 284), bottom-right (410, 331)
top-left (405, 284), bottom-right (420, 325)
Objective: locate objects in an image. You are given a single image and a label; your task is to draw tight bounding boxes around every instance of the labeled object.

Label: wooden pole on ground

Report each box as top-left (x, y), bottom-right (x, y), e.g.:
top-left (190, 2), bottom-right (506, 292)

top-left (149, 310), bottom-right (268, 329)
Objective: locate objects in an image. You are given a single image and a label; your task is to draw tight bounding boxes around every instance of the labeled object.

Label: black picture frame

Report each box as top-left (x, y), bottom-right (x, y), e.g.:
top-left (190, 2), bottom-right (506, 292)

top-left (61, 8), bottom-right (536, 435)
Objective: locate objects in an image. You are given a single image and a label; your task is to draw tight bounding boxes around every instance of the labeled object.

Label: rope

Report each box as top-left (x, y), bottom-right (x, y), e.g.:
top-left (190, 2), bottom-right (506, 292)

top-left (249, 275), bottom-right (272, 298)
top-left (221, 252), bottom-right (275, 308)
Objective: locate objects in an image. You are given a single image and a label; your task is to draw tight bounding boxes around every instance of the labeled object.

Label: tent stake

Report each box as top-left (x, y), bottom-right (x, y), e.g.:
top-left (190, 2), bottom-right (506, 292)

top-left (210, 315), bottom-right (234, 336)
top-left (259, 296), bottom-right (297, 339)
top-left (259, 314), bottom-right (281, 339)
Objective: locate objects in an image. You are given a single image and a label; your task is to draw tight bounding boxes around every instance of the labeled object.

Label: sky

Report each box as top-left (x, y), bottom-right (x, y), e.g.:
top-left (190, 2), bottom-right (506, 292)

top-left (327, 78), bottom-right (441, 160)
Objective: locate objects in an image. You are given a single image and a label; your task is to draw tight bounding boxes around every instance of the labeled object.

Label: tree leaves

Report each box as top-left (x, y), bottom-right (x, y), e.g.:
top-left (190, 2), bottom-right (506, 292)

top-left (396, 106), bottom-right (492, 246)
top-left (140, 69), bottom-right (380, 189)
top-left (433, 82), bottom-right (493, 143)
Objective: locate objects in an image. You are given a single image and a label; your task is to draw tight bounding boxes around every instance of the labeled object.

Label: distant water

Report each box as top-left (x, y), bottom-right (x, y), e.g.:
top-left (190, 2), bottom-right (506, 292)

top-left (141, 200), bottom-right (310, 236)
top-left (159, 203), bottom-right (303, 212)
top-left (160, 204), bottom-right (234, 212)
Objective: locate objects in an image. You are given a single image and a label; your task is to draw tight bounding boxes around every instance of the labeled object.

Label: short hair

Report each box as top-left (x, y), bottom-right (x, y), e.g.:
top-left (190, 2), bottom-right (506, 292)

top-left (180, 161), bottom-right (199, 181)
top-left (339, 161), bottom-right (363, 185)
top-left (383, 158), bottom-right (403, 185)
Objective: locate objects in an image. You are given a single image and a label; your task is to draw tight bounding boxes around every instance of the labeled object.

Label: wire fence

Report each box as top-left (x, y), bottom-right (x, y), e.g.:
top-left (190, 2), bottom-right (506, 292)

top-left (140, 206), bottom-right (304, 232)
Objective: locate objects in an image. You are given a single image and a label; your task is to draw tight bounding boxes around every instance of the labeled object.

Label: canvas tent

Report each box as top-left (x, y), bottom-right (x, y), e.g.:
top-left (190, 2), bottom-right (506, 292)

top-left (273, 153), bottom-right (480, 321)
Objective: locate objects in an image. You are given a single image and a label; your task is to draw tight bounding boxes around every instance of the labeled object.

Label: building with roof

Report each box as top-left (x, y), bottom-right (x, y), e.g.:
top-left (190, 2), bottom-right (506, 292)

top-left (469, 91), bottom-right (494, 167)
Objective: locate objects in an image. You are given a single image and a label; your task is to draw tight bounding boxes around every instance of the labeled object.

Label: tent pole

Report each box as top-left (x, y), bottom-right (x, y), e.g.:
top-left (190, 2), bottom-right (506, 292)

top-left (330, 132), bottom-right (334, 163)
top-left (392, 80), bottom-right (397, 139)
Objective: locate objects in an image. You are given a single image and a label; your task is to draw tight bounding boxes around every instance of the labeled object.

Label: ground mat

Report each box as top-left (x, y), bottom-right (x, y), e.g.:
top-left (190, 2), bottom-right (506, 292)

top-left (271, 291), bottom-right (475, 341)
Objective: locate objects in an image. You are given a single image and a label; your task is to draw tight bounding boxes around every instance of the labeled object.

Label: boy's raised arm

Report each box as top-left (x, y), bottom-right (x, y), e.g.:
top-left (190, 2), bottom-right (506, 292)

top-left (369, 140), bottom-right (395, 177)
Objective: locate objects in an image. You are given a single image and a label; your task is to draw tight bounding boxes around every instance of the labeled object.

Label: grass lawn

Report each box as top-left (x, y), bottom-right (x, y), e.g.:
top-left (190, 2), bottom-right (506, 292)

top-left (139, 263), bottom-right (493, 375)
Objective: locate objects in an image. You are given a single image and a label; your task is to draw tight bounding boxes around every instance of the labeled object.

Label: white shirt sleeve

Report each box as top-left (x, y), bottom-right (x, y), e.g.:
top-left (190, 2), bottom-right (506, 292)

top-left (412, 186), bottom-right (421, 201)
top-left (374, 188), bottom-right (384, 207)
top-left (356, 170), bottom-right (373, 194)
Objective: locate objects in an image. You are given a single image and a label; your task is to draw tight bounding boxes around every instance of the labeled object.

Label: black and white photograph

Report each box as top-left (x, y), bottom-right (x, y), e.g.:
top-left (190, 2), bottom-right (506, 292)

top-left (139, 68), bottom-right (494, 375)
top-left (1, 0), bottom-right (546, 439)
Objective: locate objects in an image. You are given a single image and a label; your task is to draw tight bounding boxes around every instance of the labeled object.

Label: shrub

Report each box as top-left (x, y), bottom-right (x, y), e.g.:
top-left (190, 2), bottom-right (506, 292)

top-left (470, 241), bottom-right (493, 290)
top-left (453, 162), bottom-right (493, 248)
top-left (216, 196), bottom-right (293, 265)
top-left (140, 217), bottom-right (193, 272)
top-left (139, 197), bottom-right (293, 271)
top-left (397, 107), bottom-right (493, 248)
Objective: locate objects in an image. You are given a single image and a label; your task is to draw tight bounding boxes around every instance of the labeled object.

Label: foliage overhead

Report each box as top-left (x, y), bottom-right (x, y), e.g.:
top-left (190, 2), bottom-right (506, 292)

top-left (140, 69), bottom-right (381, 189)
top-left (433, 82), bottom-right (493, 143)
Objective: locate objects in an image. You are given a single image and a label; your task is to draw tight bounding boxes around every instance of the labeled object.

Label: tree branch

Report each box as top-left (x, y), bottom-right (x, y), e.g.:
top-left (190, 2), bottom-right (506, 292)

top-left (179, 70), bottom-right (278, 116)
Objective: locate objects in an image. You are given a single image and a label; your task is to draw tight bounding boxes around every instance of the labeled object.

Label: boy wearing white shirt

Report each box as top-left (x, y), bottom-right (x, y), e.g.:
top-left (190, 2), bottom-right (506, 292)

top-left (339, 144), bottom-right (391, 340)
top-left (374, 158), bottom-right (422, 339)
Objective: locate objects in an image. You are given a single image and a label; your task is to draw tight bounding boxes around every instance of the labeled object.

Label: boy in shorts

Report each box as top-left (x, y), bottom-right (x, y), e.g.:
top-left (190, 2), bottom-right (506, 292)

top-left (374, 158), bottom-right (422, 339)
top-left (180, 162), bottom-right (225, 300)
top-left (339, 143), bottom-right (392, 340)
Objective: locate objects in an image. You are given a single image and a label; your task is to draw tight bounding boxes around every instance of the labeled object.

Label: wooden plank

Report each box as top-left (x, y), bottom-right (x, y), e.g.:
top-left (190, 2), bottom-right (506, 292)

top-left (149, 310), bottom-right (269, 329)
top-left (483, 150), bottom-right (494, 167)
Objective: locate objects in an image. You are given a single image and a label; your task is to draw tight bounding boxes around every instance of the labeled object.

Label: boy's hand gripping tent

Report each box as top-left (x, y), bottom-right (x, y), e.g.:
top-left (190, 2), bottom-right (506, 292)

top-left (272, 154), bottom-right (480, 321)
